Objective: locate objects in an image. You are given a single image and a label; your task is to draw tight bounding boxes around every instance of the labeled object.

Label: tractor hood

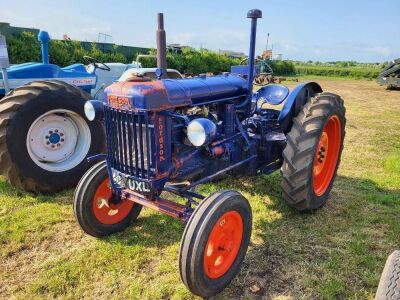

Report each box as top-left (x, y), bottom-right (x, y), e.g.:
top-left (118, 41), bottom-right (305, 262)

top-left (0, 62), bottom-right (96, 93)
top-left (104, 74), bottom-right (248, 111)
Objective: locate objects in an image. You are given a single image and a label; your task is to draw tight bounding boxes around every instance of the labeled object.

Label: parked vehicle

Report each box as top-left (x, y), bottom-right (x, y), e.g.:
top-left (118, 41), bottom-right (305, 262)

top-left (73, 10), bottom-right (346, 297)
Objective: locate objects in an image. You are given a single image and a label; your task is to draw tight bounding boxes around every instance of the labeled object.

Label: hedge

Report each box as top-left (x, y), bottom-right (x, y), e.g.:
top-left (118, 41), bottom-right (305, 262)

top-left (6, 31), bottom-right (381, 79)
top-left (294, 66), bottom-right (380, 79)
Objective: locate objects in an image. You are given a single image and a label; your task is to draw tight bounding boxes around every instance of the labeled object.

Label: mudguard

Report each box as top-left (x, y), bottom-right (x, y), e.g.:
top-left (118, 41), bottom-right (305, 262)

top-left (278, 82), bottom-right (323, 134)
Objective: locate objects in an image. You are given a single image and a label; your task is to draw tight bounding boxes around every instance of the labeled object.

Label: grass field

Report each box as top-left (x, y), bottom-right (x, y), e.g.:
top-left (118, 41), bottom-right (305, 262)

top-left (294, 66), bottom-right (381, 80)
top-left (1, 78), bottom-right (399, 299)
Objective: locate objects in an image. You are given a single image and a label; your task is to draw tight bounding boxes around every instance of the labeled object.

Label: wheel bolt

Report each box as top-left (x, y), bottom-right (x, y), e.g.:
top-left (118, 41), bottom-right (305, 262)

top-left (61, 138), bottom-right (64, 142)
top-left (46, 141), bottom-right (50, 145)
top-left (57, 143), bottom-right (61, 147)
top-left (60, 133), bottom-right (64, 137)
top-left (51, 145), bottom-right (55, 148)
top-left (45, 135), bottom-right (49, 139)
top-left (49, 130), bottom-right (53, 134)
top-left (55, 129), bottom-right (59, 133)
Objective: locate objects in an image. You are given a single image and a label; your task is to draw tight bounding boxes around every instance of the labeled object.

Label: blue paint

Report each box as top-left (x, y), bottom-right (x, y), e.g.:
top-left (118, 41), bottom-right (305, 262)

top-left (278, 82), bottom-right (323, 133)
top-left (49, 133), bottom-right (60, 144)
top-left (38, 31), bottom-right (50, 64)
top-left (256, 84), bottom-right (289, 105)
top-left (246, 9), bottom-right (262, 97)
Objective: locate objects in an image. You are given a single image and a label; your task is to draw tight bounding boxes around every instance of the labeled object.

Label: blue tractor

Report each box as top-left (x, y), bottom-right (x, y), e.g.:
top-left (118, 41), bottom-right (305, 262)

top-left (0, 31), bottom-right (120, 193)
top-left (73, 10), bottom-right (346, 297)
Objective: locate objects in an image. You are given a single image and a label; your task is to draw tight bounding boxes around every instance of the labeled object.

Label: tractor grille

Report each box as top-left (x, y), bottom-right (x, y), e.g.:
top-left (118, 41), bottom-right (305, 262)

top-left (104, 106), bottom-right (155, 179)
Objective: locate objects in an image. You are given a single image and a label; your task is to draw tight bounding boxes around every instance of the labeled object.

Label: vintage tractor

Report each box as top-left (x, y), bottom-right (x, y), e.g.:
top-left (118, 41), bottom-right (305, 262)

top-left (74, 10), bottom-right (346, 297)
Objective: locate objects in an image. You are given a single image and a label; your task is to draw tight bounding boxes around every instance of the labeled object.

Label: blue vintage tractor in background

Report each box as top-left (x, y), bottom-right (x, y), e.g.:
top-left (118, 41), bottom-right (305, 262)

top-left (0, 31), bottom-right (116, 193)
top-left (74, 10), bottom-right (346, 297)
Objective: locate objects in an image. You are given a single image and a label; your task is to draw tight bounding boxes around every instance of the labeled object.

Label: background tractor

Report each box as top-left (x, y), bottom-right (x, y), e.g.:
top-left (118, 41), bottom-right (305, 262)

top-left (73, 10), bottom-right (346, 297)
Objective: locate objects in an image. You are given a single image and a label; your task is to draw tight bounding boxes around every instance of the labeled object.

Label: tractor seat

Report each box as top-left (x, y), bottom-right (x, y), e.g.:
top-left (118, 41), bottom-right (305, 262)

top-left (255, 84), bottom-right (289, 105)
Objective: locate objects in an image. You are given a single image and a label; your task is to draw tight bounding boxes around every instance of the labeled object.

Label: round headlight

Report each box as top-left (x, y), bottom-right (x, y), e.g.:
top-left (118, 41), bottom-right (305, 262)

top-left (187, 118), bottom-right (217, 147)
top-left (84, 100), bottom-right (104, 121)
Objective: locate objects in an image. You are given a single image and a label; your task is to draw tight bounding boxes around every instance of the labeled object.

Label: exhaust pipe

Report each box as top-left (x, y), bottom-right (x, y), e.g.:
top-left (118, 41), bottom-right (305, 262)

top-left (38, 31), bottom-right (51, 64)
top-left (156, 13), bottom-right (167, 78)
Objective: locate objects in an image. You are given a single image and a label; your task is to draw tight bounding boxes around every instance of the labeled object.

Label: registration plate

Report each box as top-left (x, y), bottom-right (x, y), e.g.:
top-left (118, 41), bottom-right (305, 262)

top-left (111, 169), bottom-right (151, 193)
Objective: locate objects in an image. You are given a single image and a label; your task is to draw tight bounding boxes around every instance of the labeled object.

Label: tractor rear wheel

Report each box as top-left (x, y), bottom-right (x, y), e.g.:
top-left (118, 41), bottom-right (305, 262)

top-left (179, 190), bottom-right (252, 298)
top-left (0, 80), bottom-right (105, 193)
top-left (74, 161), bottom-right (142, 237)
top-left (281, 92), bottom-right (346, 211)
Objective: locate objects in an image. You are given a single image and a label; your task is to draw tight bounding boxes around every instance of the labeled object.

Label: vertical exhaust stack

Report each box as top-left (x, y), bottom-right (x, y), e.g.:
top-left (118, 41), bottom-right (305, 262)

top-left (38, 31), bottom-right (51, 64)
top-left (246, 9), bottom-right (262, 95)
top-left (156, 13), bottom-right (167, 78)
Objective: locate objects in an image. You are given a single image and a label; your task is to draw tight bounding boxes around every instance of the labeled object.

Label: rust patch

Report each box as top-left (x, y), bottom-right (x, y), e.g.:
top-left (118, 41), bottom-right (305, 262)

top-left (107, 95), bottom-right (132, 110)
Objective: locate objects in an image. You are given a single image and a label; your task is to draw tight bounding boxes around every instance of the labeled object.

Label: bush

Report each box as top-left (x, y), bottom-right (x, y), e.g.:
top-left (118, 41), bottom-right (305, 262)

top-left (294, 66), bottom-right (380, 79)
top-left (270, 60), bottom-right (295, 76)
top-left (7, 32), bottom-right (129, 66)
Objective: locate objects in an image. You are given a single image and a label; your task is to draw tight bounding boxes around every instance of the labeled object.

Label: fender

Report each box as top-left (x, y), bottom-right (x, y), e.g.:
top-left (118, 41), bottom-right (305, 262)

top-left (278, 82), bottom-right (323, 134)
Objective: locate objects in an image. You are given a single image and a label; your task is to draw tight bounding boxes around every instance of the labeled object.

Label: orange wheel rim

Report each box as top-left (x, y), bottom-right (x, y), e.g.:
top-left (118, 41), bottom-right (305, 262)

top-left (313, 115), bottom-right (342, 196)
top-left (92, 179), bottom-right (134, 225)
top-left (204, 211), bottom-right (243, 279)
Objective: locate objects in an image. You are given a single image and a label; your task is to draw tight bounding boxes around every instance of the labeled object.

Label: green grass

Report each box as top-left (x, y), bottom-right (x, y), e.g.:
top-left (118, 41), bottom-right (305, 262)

top-left (1, 79), bottom-right (400, 299)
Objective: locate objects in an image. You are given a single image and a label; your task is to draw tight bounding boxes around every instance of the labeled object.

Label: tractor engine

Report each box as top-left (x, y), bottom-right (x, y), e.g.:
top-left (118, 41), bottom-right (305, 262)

top-left (87, 73), bottom-right (284, 197)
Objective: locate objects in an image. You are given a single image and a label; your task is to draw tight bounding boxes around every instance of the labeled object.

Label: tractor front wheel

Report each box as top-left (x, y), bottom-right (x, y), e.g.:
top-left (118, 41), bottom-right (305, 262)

top-left (281, 92), bottom-right (346, 211)
top-left (179, 190), bottom-right (252, 298)
top-left (73, 161), bottom-right (142, 237)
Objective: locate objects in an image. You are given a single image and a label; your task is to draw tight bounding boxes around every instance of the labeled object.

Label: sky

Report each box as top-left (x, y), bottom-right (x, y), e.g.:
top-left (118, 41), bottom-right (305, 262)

top-left (1, 0), bottom-right (399, 63)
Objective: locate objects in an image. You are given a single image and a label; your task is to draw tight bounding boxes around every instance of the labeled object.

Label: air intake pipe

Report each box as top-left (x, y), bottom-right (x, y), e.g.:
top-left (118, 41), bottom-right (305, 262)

top-left (235, 9), bottom-right (262, 112)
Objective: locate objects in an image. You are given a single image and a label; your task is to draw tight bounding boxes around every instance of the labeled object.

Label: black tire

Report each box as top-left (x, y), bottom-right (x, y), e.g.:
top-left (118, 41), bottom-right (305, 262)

top-left (375, 251), bottom-right (400, 300)
top-left (0, 80), bottom-right (105, 193)
top-left (179, 190), bottom-right (252, 298)
top-left (281, 92), bottom-right (346, 211)
top-left (73, 160), bottom-right (142, 237)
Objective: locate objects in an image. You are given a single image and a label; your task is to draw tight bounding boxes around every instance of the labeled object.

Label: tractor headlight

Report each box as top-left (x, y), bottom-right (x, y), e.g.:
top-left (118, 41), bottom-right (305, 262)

top-left (187, 118), bottom-right (217, 147)
top-left (84, 100), bottom-right (104, 121)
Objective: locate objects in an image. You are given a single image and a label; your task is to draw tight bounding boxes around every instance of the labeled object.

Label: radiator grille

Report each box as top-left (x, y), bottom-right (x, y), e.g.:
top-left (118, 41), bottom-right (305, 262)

top-left (104, 106), bottom-right (154, 179)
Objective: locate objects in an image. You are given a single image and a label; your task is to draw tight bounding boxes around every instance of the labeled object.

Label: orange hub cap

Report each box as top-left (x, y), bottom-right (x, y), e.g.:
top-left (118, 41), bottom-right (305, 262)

top-left (92, 179), bottom-right (134, 225)
top-left (313, 115), bottom-right (342, 196)
top-left (204, 211), bottom-right (243, 279)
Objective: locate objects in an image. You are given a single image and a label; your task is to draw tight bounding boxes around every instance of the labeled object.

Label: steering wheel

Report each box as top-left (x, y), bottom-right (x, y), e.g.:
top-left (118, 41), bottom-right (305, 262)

top-left (83, 56), bottom-right (111, 71)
